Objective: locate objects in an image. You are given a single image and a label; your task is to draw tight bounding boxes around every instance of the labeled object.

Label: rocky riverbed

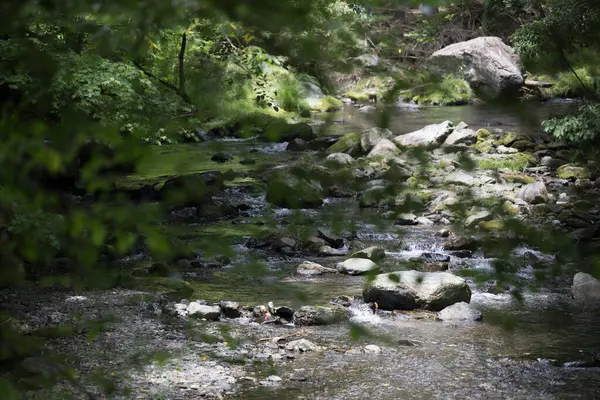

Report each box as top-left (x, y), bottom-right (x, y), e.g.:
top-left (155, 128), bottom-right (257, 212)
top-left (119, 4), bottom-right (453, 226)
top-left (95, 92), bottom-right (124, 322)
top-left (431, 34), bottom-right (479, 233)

top-left (5, 103), bottom-right (600, 399)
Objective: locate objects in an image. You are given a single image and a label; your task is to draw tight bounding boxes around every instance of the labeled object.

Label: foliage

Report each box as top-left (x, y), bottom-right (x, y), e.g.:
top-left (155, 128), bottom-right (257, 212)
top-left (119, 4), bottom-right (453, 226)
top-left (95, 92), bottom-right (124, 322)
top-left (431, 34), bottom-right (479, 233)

top-left (542, 102), bottom-right (600, 145)
top-left (400, 74), bottom-right (473, 105)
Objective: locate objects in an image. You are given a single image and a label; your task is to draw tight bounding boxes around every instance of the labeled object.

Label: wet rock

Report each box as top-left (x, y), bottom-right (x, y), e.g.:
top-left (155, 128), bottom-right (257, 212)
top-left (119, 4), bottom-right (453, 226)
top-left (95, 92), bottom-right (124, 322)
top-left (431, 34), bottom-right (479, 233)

top-left (266, 170), bottom-right (324, 209)
top-left (294, 306), bottom-right (349, 326)
top-left (429, 37), bottom-right (523, 97)
top-left (219, 301), bottom-right (241, 318)
top-left (326, 152), bottom-right (355, 166)
top-left (364, 270), bottom-right (472, 311)
top-left (436, 229), bottom-right (451, 238)
top-left (349, 246), bottom-right (386, 262)
top-left (444, 128), bottom-right (477, 146)
top-left (516, 181), bottom-right (549, 204)
top-left (437, 302), bottom-right (482, 322)
top-left (557, 164), bottom-right (590, 179)
top-left (326, 132), bottom-right (361, 155)
top-left (317, 228), bottom-right (344, 248)
top-left (253, 305), bottom-right (270, 318)
top-left (364, 344), bottom-right (382, 354)
top-left (367, 139), bottom-right (400, 158)
top-left (304, 236), bottom-right (328, 250)
top-left (572, 272), bottom-right (600, 307)
top-left (540, 156), bottom-right (567, 170)
top-left (297, 261), bottom-right (336, 276)
top-left (464, 211), bottom-right (493, 227)
top-left (188, 303), bottom-right (221, 321)
top-left (416, 216), bottom-right (434, 225)
top-left (395, 213), bottom-right (418, 225)
top-left (275, 237), bottom-right (298, 253)
top-left (286, 339), bottom-right (320, 352)
top-left (421, 253), bottom-right (451, 263)
top-left (275, 306), bottom-right (295, 320)
top-left (286, 138), bottom-right (308, 151)
top-left (318, 245), bottom-right (347, 257)
top-left (393, 121), bottom-right (453, 148)
top-left (443, 237), bottom-right (477, 251)
top-left (451, 250), bottom-right (473, 258)
top-left (211, 152), bottom-right (233, 163)
top-left (336, 258), bottom-right (380, 275)
top-left (159, 172), bottom-right (224, 207)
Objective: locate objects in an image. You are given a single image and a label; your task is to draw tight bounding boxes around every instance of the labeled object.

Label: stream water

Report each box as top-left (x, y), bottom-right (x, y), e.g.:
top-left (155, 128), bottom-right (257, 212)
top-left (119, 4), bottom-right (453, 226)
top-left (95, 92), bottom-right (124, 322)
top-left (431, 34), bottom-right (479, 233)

top-left (144, 102), bottom-right (600, 399)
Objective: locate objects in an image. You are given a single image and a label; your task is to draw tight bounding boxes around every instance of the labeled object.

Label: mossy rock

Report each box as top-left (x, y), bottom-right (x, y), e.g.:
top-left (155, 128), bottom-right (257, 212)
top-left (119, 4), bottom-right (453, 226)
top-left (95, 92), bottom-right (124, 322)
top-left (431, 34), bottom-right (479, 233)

top-left (326, 132), bottom-right (361, 155)
top-left (479, 220), bottom-right (504, 231)
top-left (266, 170), bottom-right (324, 209)
top-left (476, 153), bottom-right (536, 171)
top-left (493, 132), bottom-right (531, 147)
top-left (312, 95), bottom-right (343, 112)
top-left (501, 174), bottom-right (536, 184)
top-left (502, 201), bottom-right (520, 216)
top-left (472, 140), bottom-right (494, 154)
top-left (476, 129), bottom-right (492, 142)
top-left (557, 164), bottom-right (590, 179)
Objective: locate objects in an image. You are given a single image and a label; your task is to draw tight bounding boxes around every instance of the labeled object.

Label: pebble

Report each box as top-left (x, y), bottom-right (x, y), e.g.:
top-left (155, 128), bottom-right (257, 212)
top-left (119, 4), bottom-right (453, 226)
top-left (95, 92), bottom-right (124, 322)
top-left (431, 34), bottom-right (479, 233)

top-left (364, 344), bottom-right (382, 354)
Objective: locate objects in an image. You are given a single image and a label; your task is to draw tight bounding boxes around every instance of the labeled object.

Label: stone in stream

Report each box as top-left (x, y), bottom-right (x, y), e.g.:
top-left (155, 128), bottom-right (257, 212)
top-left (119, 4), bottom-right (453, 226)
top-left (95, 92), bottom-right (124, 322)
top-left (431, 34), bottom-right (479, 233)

top-left (393, 121), bottom-right (454, 148)
top-left (275, 306), bottom-right (295, 320)
top-left (188, 303), bottom-right (221, 321)
top-left (219, 301), bottom-right (241, 318)
top-left (326, 132), bottom-right (361, 155)
top-left (496, 145), bottom-right (518, 154)
top-left (437, 302), bottom-right (482, 322)
top-left (363, 270), bottom-right (472, 311)
top-left (395, 213), bottom-right (418, 226)
top-left (557, 164), bottom-right (590, 179)
top-left (349, 246), bottom-right (386, 262)
top-left (516, 181), bottom-right (549, 204)
top-left (317, 228), bottom-right (344, 248)
top-left (364, 344), bottom-right (382, 354)
top-left (420, 252), bottom-right (451, 263)
top-left (572, 272), bottom-right (600, 307)
top-left (294, 306), bottom-right (349, 326)
top-left (540, 156), bottom-right (567, 170)
top-left (296, 261), bottom-right (336, 276)
top-left (318, 245), bottom-right (347, 257)
top-left (266, 169), bottom-right (324, 209)
top-left (211, 152), bottom-right (233, 163)
top-left (336, 258), bottom-right (381, 275)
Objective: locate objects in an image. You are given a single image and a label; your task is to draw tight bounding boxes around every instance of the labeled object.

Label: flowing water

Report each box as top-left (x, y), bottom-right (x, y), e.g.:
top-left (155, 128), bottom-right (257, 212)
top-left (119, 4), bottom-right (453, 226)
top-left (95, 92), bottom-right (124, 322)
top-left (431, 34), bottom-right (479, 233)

top-left (150, 102), bottom-right (600, 399)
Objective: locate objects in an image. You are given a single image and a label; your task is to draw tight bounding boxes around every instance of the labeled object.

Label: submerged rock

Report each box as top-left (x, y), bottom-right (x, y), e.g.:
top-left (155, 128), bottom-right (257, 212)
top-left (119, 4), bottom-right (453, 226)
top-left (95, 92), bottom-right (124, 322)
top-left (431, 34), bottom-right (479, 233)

top-left (297, 261), bottom-right (336, 276)
top-left (437, 302), bottom-right (482, 322)
top-left (572, 272), bottom-right (600, 307)
top-left (336, 258), bottom-right (380, 275)
top-left (363, 270), bottom-right (472, 311)
top-left (294, 306), bottom-right (349, 326)
top-left (393, 121), bottom-right (454, 148)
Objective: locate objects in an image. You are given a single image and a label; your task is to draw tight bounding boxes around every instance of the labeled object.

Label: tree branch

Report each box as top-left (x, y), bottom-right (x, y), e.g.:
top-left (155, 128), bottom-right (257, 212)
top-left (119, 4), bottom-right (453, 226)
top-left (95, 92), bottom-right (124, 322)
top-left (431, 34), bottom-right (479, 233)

top-left (178, 31), bottom-right (190, 102)
top-left (132, 60), bottom-right (194, 105)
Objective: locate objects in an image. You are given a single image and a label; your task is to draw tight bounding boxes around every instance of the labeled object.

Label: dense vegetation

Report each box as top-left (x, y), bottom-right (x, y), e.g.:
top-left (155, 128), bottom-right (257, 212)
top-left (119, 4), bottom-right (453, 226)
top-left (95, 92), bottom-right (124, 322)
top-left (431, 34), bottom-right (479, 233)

top-left (1, 0), bottom-right (600, 397)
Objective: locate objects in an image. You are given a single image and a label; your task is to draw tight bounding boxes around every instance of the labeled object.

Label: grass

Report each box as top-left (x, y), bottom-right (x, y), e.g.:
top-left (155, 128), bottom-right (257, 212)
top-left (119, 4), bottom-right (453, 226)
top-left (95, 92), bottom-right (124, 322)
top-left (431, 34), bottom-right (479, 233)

top-left (500, 174), bottom-right (536, 184)
top-left (539, 67), bottom-right (594, 98)
top-left (476, 153), bottom-right (536, 171)
top-left (401, 74), bottom-right (473, 106)
top-left (312, 95), bottom-right (343, 112)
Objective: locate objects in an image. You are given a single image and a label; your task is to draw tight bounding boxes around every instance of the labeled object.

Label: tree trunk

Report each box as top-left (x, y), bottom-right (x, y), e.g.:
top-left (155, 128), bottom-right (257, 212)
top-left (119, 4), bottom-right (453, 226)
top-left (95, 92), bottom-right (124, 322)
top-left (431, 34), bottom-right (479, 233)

top-left (178, 31), bottom-right (191, 102)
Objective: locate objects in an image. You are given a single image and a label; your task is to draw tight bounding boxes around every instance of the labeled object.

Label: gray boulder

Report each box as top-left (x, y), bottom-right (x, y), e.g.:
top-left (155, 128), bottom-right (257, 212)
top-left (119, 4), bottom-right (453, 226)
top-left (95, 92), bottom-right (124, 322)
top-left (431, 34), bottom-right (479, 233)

top-left (326, 152), bottom-right (355, 166)
top-left (572, 272), bottom-right (600, 306)
top-left (437, 302), bottom-right (482, 322)
top-left (360, 127), bottom-right (394, 154)
top-left (444, 128), bottom-right (477, 146)
top-left (349, 246), bottom-right (386, 262)
top-left (516, 181), bottom-right (549, 204)
top-left (363, 270), bottom-right (472, 311)
top-left (464, 211), bottom-right (493, 227)
top-left (393, 121), bottom-right (454, 147)
top-left (297, 261), bottom-right (336, 276)
top-left (294, 306), bottom-right (349, 326)
top-left (336, 258), bottom-right (381, 275)
top-left (429, 36), bottom-right (524, 97)
top-left (367, 139), bottom-right (400, 158)
top-left (188, 303), bottom-right (221, 320)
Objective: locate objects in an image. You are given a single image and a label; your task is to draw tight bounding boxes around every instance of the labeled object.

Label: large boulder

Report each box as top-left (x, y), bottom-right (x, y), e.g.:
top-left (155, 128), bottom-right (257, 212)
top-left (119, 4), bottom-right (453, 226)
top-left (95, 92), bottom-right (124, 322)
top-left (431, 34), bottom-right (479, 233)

top-left (444, 128), bottom-right (477, 146)
top-left (349, 246), bottom-right (386, 262)
top-left (428, 37), bottom-right (524, 97)
top-left (516, 181), bottom-right (549, 204)
top-left (326, 132), bottom-right (361, 155)
top-left (266, 170), bottom-right (324, 209)
top-left (393, 121), bottom-right (454, 148)
top-left (326, 153), bottom-right (355, 166)
top-left (363, 270), bottom-right (471, 311)
top-left (188, 303), bottom-right (221, 320)
top-left (572, 272), bottom-right (600, 307)
top-left (360, 127), bottom-right (394, 154)
top-left (336, 258), bottom-right (380, 275)
top-left (557, 164), bottom-right (590, 180)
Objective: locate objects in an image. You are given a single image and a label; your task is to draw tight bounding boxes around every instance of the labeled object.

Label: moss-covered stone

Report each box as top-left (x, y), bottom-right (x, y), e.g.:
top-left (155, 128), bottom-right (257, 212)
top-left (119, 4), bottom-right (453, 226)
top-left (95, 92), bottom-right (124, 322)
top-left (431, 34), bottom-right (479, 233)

top-left (493, 132), bottom-right (531, 147)
top-left (326, 132), bottom-right (361, 154)
top-left (312, 95), bottom-right (343, 112)
top-left (476, 153), bottom-right (536, 171)
top-left (266, 170), bottom-right (324, 209)
top-left (501, 174), bottom-right (536, 184)
top-left (557, 164), bottom-right (590, 179)
top-left (479, 220), bottom-right (504, 231)
top-left (472, 140), bottom-right (494, 154)
top-left (476, 128), bottom-right (492, 142)
top-left (502, 201), bottom-right (520, 216)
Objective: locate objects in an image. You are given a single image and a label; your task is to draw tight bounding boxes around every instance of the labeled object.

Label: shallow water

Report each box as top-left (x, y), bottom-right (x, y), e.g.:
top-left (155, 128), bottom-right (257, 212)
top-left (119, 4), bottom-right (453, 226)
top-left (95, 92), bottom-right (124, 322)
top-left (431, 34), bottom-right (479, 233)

top-left (153, 102), bottom-right (600, 399)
